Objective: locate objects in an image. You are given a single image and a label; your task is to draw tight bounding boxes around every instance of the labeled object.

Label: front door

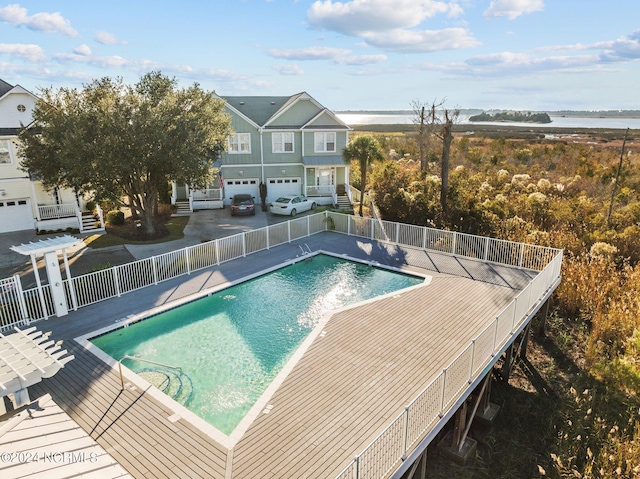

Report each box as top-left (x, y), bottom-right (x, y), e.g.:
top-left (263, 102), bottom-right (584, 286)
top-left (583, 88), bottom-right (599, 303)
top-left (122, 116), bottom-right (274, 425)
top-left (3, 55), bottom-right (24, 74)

top-left (316, 168), bottom-right (333, 195)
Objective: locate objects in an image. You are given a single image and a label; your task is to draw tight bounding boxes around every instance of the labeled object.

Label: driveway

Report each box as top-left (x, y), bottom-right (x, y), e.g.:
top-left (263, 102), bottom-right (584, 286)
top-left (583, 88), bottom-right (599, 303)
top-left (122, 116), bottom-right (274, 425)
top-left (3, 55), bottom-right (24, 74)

top-left (0, 207), bottom-right (315, 287)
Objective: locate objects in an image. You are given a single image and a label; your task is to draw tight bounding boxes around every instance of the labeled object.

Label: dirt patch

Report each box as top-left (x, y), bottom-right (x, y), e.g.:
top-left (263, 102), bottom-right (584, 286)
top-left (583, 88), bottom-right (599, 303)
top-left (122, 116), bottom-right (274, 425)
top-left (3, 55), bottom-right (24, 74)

top-left (105, 214), bottom-right (171, 241)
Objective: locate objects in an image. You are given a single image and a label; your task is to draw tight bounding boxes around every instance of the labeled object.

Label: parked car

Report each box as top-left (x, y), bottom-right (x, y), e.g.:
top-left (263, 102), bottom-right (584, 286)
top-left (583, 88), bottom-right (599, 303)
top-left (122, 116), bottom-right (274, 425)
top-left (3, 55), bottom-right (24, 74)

top-left (230, 194), bottom-right (256, 216)
top-left (269, 195), bottom-right (316, 217)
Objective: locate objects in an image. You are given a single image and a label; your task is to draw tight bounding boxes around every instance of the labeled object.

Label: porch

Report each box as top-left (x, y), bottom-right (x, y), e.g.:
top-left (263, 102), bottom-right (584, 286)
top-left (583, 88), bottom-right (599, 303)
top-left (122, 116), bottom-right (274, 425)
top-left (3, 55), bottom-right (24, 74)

top-left (36, 202), bottom-right (105, 233)
top-left (303, 156), bottom-right (351, 208)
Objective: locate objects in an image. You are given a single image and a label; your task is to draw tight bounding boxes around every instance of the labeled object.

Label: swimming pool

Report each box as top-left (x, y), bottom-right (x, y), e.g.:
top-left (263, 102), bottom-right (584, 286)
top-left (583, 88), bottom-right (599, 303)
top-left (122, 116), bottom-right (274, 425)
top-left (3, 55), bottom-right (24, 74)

top-left (90, 254), bottom-right (424, 436)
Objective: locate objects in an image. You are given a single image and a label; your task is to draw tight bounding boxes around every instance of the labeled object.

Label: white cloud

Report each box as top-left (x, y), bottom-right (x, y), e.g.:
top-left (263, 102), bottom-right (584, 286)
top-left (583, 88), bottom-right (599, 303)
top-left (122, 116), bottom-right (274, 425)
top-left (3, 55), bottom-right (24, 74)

top-left (333, 54), bottom-right (387, 65)
top-left (0, 43), bottom-right (46, 62)
top-left (95, 31), bottom-right (127, 45)
top-left (73, 44), bottom-right (92, 56)
top-left (307, 0), bottom-right (474, 53)
top-left (273, 64), bottom-right (304, 75)
top-left (267, 46), bottom-right (351, 61)
top-left (363, 27), bottom-right (479, 52)
top-left (0, 3), bottom-right (78, 37)
top-left (308, 0), bottom-right (454, 35)
top-left (483, 0), bottom-right (544, 20)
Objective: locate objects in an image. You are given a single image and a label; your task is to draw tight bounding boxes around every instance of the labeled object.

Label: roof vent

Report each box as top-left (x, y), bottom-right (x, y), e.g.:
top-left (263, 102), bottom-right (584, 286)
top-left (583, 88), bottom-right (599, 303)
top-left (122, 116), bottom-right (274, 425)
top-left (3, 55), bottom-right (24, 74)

top-left (271, 102), bottom-right (275, 105)
top-left (239, 101), bottom-right (245, 105)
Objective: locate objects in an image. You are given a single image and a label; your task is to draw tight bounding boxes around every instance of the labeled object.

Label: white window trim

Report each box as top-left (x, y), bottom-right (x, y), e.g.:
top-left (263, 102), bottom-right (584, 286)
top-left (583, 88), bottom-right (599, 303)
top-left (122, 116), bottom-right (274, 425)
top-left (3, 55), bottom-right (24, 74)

top-left (314, 132), bottom-right (336, 153)
top-left (228, 133), bottom-right (251, 154)
top-left (272, 132), bottom-right (294, 154)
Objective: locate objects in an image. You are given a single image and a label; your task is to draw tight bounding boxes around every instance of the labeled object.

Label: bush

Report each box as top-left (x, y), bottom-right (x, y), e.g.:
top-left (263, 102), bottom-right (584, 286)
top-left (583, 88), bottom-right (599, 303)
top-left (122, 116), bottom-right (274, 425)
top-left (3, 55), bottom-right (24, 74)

top-left (106, 210), bottom-right (125, 225)
top-left (85, 200), bottom-right (96, 212)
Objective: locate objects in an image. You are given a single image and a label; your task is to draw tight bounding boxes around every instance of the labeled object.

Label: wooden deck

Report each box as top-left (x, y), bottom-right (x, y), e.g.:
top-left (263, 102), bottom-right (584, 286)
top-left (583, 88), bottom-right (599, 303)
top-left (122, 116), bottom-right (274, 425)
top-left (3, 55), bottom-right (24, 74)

top-left (21, 232), bottom-right (535, 479)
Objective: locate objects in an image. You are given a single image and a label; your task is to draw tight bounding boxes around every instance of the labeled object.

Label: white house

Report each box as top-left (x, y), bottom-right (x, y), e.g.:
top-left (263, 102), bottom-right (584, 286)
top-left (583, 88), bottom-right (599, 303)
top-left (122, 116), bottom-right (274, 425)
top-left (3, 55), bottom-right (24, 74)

top-left (0, 79), bottom-right (104, 234)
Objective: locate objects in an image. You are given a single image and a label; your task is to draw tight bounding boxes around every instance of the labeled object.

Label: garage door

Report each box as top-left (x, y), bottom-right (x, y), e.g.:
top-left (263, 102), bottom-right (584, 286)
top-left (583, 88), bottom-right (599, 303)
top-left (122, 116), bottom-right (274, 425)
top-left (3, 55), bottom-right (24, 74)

top-left (224, 178), bottom-right (260, 205)
top-left (0, 199), bottom-right (33, 233)
top-left (267, 177), bottom-right (302, 201)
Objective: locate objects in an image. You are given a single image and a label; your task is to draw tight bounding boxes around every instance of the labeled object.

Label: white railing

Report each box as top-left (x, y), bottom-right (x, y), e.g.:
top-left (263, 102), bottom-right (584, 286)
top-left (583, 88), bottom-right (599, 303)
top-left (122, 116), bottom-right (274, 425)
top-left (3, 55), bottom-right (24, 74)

top-left (191, 188), bottom-right (222, 201)
top-left (38, 202), bottom-right (78, 220)
top-left (333, 250), bottom-right (563, 479)
top-left (306, 185), bottom-right (334, 197)
top-left (0, 210), bottom-right (561, 350)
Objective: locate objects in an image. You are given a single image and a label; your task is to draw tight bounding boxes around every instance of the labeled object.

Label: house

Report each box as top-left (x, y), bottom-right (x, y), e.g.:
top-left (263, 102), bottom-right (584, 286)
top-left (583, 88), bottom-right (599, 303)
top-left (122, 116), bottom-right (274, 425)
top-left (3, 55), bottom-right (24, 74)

top-left (0, 78), bottom-right (104, 234)
top-left (172, 92), bottom-right (353, 212)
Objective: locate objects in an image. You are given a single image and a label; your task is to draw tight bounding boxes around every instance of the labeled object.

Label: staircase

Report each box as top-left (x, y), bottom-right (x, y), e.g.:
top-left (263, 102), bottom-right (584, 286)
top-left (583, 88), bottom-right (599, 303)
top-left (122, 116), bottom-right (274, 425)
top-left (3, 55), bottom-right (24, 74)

top-left (174, 200), bottom-right (192, 215)
top-left (81, 212), bottom-right (103, 232)
top-left (335, 184), bottom-right (353, 212)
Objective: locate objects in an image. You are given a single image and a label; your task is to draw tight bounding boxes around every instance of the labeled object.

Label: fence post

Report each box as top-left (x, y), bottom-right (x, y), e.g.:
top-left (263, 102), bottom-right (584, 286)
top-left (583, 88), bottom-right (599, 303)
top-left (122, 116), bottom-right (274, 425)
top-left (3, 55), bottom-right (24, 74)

top-left (370, 217), bottom-right (375, 240)
top-left (152, 257), bottom-right (158, 285)
top-left (403, 406), bottom-right (410, 459)
top-left (469, 340), bottom-right (476, 382)
top-left (242, 232), bottom-right (247, 257)
top-left (113, 266), bottom-right (121, 297)
top-left (307, 215), bottom-right (310, 237)
top-left (439, 368), bottom-right (448, 416)
top-left (266, 226), bottom-right (270, 250)
top-left (14, 275), bottom-right (29, 322)
top-left (288, 221), bottom-right (291, 243)
top-left (452, 232), bottom-right (457, 256)
top-left (348, 216), bottom-right (351, 236)
top-left (511, 296), bottom-right (518, 332)
top-left (355, 455), bottom-right (360, 479)
top-left (492, 317), bottom-right (499, 354)
top-left (215, 239), bottom-right (220, 265)
top-left (185, 247), bottom-right (191, 274)
top-left (395, 222), bottom-right (400, 244)
top-left (484, 237), bottom-right (490, 261)
top-left (518, 243), bottom-right (525, 267)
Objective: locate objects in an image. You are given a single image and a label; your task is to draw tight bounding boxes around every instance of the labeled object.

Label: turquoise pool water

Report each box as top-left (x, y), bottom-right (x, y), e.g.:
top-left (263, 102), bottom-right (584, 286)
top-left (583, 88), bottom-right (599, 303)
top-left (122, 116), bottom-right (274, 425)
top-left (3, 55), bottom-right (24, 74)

top-left (91, 254), bottom-right (423, 435)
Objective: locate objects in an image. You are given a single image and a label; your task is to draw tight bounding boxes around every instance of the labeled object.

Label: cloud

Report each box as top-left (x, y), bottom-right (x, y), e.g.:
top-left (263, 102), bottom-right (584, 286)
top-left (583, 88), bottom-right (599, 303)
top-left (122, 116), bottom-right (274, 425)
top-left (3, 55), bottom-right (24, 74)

top-left (73, 44), bottom-right (92, 56)
top-left (483, 0), bottom-right (544, 20)
top-left (267, 46), bottom-right (351, 61)
top-left (0, 3), bottom-right (78, 37)
top-left (598, 30), bottom-right (640, 62)
top-left (307, 0), bottom-right (475, 53)
top-left (0, 43), bottom-right (46, 62)
top-left (273, 64), bottom-right (304, 75)
top-left (333, 54), bottom-right (387, 65)
top-left (95, 31), bottom-right (127, 45)
top-left (308, 0), bottom-right (453, 35)
top-left (363, 27), bottom-right (479, 52)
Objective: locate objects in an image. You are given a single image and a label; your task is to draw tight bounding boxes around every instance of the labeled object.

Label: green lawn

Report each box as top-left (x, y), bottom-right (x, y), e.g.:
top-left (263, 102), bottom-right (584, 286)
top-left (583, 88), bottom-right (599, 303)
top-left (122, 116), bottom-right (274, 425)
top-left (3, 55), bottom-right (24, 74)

top-left (84, 216), bottom-right (189, 249)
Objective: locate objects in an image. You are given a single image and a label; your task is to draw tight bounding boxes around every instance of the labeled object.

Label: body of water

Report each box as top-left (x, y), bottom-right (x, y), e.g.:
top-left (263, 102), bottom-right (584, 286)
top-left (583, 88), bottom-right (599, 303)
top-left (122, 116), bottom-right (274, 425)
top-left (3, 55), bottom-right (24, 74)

top-left (336, 112), bottom-right (640, 130)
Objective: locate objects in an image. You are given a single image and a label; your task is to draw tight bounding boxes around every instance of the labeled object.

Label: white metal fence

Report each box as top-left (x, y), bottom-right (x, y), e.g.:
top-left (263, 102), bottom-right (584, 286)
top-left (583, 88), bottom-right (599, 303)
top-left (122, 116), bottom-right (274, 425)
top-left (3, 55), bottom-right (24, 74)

top-left (0, 210), bottom-right (562, 479)
top-left (333, 239), bottom-right (562, 479)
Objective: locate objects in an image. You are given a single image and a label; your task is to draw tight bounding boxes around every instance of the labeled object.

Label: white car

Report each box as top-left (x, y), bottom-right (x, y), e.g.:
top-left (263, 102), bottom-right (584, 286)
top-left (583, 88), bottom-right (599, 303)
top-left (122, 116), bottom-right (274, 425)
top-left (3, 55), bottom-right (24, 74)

top-left (269, 195), bottom-right (316, 216)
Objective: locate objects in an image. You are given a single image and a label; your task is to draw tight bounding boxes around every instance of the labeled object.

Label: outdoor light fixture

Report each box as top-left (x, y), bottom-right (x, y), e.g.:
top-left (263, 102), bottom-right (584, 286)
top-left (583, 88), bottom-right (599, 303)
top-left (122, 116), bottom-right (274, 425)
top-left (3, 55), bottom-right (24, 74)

top-left (238, 171), bottom-right (243, 176)
top-left (0, 189), bottom-right (5, 196)
top-left (282, 169), bottom-right (286, 175)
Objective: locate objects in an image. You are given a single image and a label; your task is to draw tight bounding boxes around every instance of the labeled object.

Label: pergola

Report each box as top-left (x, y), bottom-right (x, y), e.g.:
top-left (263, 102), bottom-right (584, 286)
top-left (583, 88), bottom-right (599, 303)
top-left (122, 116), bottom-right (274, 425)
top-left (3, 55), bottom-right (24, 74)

top-left (10, 235), bottom-right (82, 318)
top-left (0, 326), bottom-right (74, 411)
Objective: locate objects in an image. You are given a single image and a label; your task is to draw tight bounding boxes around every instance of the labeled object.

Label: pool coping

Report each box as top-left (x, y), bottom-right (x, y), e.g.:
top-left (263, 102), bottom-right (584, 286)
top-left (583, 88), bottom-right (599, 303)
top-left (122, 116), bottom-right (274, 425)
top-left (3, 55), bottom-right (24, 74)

top-left (74, 250), bottom-right (432, 450)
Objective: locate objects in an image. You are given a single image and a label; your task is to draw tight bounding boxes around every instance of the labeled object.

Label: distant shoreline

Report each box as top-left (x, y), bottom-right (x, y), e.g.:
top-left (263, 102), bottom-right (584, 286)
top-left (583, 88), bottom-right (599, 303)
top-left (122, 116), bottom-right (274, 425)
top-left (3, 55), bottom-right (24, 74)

top-left (336, 110), bottom-right (640, 119)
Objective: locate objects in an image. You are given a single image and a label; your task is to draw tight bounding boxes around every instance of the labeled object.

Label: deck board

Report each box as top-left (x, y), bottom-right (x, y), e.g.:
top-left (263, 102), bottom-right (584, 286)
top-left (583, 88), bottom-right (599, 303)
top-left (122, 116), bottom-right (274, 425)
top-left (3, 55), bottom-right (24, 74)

top-left (15, 232), bottom-right (535, 479)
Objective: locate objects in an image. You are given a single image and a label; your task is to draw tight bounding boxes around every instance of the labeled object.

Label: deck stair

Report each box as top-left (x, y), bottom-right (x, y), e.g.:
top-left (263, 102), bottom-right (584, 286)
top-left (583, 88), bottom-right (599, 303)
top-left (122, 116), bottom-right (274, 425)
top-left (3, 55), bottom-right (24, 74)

top-left (174, 200), bottom-right (192, 215)
top-left (335, 184), bottom-right (353, 212)
top-left (81, 212), bottom-right (103, 232)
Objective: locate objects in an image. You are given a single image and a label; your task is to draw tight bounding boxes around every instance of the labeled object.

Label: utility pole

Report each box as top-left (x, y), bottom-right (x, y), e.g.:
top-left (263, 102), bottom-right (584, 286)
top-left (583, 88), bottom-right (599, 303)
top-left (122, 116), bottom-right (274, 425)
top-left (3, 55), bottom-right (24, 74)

top-left (607, 128), bottom-right (630, 226)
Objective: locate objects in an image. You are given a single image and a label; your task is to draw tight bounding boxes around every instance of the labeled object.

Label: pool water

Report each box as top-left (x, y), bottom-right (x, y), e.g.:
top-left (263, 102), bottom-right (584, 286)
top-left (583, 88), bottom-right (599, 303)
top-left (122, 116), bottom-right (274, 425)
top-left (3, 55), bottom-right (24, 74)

top-left (91, 254), bottom-right (423, 435)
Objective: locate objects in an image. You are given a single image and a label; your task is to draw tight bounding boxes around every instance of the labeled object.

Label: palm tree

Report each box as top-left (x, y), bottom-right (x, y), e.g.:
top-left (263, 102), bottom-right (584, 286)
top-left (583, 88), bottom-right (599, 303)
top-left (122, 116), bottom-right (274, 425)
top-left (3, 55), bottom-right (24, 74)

top-left (343, 135), bottom-right (384, 217)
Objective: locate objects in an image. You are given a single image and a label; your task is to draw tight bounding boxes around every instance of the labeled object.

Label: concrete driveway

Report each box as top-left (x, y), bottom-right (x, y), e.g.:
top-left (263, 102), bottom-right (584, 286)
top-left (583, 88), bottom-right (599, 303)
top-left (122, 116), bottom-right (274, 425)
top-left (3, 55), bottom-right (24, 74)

top-left (0, 206), bottom-right (316, 287)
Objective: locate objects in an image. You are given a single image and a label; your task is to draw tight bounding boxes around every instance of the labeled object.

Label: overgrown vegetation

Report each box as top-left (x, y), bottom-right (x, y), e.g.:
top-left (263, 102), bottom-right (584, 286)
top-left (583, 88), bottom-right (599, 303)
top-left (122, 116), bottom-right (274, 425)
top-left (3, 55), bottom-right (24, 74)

top-left (352, 130), bottom-right (640, 478)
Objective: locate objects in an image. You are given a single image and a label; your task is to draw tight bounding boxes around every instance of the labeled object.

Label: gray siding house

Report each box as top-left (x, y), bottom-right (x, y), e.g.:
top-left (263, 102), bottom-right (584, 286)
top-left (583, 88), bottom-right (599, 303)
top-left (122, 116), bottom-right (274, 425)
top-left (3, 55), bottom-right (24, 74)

top-left (173, 92), bottom-right (352, 211)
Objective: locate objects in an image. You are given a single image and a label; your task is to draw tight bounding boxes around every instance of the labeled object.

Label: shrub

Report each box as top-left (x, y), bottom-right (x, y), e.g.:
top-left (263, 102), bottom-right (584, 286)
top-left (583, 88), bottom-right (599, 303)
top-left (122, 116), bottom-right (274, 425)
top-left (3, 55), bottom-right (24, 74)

top-left (85, 200), bottom-right (96, 212)
top-left (106, 210), bottom-right (125, 225)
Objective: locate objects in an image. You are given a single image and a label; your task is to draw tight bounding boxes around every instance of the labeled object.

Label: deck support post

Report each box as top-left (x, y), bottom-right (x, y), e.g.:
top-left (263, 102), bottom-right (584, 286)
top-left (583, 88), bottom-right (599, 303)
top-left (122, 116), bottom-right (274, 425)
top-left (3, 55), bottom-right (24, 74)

top-left (502, 342), bottom-right (513, 382)
top-left (406, 447), bottom-right (427, 479)
top-left (537, 296), bottom-right (551, 335)
top-left (520, 323), bottom-right (531, 359)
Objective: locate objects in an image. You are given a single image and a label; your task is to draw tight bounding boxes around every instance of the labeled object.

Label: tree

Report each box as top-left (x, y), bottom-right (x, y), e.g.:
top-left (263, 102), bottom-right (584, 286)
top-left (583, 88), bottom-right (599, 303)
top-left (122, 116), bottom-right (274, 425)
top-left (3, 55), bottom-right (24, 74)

top-left (19, 72), bottom-right (232, 235)
top-left (343, 135), bottom-right (384, 217)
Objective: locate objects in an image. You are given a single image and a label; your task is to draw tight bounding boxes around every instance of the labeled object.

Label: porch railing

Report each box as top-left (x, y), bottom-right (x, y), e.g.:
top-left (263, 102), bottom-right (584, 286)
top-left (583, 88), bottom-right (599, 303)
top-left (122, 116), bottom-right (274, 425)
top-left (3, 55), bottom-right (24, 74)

top-left (306, 185), bottom-right (334, 197)
top-left (191, 188), bottom-right (222, 201)
top-left (38, 202), bottom-right (77, 220)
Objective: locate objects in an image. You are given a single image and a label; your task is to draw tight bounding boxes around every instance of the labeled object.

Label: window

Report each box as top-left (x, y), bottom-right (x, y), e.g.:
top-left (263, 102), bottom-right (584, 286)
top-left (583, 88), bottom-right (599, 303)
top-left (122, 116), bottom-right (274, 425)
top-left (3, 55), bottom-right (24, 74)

top-left (17, 104), bottom-right (26, 112)
top-left (228, 133), bottom-right (251, 153)
top-left (314, 132), bottom-right (336, 152)
top-left (0, 140), bottom-right (11, 164)
top-left (273, 132), bottom-right (294, 153)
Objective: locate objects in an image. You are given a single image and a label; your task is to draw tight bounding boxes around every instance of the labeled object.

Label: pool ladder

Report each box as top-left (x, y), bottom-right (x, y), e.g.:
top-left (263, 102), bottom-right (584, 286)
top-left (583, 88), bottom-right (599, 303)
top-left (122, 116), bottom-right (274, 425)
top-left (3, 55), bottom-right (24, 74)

top-left (298, 243), bottom-right (312, 257)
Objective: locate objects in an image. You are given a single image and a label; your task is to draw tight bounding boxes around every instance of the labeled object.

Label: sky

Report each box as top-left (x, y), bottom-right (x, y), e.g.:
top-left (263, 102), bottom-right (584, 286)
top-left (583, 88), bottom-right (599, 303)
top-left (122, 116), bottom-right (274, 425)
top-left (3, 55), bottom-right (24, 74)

top-left (0, 0), bottom-right (639, 112)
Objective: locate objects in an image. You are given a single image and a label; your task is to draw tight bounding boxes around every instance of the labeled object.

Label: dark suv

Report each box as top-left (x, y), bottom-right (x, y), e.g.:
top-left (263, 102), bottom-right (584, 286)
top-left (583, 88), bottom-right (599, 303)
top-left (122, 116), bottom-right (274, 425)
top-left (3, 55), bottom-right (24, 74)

top-left (230, 194), bottom-right (256, 216)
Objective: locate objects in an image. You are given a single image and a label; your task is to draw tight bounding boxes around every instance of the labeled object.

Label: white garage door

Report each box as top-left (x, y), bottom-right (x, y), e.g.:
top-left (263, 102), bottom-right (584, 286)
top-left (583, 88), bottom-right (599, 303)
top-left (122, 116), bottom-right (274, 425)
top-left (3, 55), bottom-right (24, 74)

top-left (0, 199), bottom-right (33, 233)
top-left (267, 177), bottom-right (302, 201)
top-left (224, 178), bottom-right (260, 204)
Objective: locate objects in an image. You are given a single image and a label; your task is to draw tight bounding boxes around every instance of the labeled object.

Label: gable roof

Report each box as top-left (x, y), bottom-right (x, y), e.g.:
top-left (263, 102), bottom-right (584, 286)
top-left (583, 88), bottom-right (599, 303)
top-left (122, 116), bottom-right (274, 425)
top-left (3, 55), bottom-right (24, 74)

top-left (221, 95), bottom-right (294, 126)
top-left (0, 78), bottom-right (14, 98)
